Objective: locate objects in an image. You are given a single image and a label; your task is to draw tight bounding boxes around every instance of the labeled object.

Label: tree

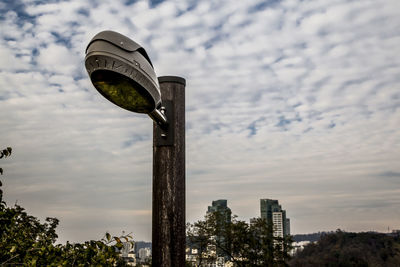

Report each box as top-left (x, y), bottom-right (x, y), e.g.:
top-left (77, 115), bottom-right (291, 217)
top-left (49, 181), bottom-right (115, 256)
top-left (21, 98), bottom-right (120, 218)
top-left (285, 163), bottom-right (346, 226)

top-left (0, 147), bottom-right (12, 175)
top-left (0, 147), bottom-right (133, 266)
top-left (0, 199), bottom-right (131, 266)
top-left (187, 212), bottom-right (292, 267)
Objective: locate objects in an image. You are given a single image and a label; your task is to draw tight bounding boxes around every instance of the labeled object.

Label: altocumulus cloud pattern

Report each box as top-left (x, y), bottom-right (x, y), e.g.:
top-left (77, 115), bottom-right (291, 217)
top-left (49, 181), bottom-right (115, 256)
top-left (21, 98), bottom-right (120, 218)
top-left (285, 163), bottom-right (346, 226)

top-left (0, 0), bottom-right (399, 242)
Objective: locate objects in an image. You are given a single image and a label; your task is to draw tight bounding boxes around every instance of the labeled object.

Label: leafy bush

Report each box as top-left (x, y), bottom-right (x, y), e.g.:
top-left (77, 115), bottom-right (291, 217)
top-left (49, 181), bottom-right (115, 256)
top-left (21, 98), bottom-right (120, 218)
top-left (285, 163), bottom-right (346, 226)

top-left (0, 147), bottom-right (132, 266)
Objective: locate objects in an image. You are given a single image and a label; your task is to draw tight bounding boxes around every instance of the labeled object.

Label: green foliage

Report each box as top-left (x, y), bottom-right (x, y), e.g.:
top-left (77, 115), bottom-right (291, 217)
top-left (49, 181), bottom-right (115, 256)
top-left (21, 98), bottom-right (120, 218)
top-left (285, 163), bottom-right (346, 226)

top-left (0, 149), bottom-right (133, 266)
top-left (0, 147), bottom-right (12, 175)
top-left (0, 147), bottom-right (12, 159)
top-left (290, 230), bottom-right (400, 266)
top-left (0, 193), bottom-right (132, 266)
top-left (0, 191), bottom-right (132, 265)
top-left (187, 212), bottom-right (292, 267)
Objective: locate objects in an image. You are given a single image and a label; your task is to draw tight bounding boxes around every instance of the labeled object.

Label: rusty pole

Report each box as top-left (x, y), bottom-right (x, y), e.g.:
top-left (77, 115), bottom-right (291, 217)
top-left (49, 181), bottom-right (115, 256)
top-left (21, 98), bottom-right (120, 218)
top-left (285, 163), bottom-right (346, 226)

top-left (152, 76), bottom-right (185, 267)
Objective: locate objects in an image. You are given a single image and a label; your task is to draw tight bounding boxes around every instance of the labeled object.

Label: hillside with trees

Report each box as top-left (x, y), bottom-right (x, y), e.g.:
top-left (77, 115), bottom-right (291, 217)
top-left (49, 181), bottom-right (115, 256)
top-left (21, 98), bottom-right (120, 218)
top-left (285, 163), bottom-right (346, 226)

top-left (290, 230), bottom-right (400, 266)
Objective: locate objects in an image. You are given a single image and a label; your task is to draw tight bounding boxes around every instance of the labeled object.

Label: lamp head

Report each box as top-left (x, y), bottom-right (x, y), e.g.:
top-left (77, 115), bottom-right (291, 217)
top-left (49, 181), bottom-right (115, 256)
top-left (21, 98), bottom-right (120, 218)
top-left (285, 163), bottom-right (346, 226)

top-left (85, 31), bottom-right (161, 113)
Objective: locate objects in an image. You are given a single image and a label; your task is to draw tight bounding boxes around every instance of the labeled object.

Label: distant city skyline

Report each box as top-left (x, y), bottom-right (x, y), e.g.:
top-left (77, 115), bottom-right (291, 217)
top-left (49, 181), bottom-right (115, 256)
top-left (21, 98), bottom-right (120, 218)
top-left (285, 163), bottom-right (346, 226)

top-left (1, 0), bottom-right (399, 243)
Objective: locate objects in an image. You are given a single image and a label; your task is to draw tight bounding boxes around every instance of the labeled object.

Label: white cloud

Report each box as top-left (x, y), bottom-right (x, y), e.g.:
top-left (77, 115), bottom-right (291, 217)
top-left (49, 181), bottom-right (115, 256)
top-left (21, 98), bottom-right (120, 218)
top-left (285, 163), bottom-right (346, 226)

top-left (37, 44), bottom-right (80, 76)
top-left (0, 45), bottom-right (29, 71)
top-left (0, 0), bottom-right (399, 242)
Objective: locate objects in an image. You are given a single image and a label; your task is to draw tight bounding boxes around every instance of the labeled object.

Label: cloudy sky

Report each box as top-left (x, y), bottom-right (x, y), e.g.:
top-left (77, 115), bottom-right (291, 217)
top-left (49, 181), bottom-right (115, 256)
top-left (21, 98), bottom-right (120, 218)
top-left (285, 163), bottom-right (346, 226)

top-left (1, 0), bottom-right (399, 243)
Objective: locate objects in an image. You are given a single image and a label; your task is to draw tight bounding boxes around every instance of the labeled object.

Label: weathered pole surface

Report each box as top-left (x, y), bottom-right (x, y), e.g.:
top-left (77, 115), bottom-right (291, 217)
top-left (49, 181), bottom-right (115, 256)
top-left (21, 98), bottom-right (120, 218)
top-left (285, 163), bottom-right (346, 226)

top-left (152, 76), bottom-right (186, 267)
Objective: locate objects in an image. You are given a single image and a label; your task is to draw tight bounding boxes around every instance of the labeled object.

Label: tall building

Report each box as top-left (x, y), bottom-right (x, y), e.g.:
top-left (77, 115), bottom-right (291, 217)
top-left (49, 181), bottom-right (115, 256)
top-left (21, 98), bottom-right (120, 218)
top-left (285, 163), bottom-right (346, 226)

top-left (272, 211), bottom-right (284, 238)
top-left (286, 218), bottom-right (291, 236)
top-left (207, 199), bottom-right (232, 224)
top-left (207, 199), bottom-right (232, 261)
top-left (260, 199), bottom-right (290, 237)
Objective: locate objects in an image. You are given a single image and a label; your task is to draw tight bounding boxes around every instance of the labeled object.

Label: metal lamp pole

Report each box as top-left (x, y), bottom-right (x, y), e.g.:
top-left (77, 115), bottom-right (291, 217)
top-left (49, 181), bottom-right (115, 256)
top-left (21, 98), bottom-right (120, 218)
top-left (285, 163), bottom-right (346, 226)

top-left (84, 31), bottom-right (186, 267)
top-left (152, 76), bottom-right (186, 267)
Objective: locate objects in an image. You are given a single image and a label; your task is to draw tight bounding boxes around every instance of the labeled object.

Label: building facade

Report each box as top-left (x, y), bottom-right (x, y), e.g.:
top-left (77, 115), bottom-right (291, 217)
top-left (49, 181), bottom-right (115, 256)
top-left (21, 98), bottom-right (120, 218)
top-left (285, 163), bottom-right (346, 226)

top-left (207, 199), bottom-right (232, 262)
top-left (138, 247), bottom-right (151, 263)
top-left (207, 199), bottom-right (232, 222)
top-left (272, 211), bottom-right (284, 238)
top-left (260, 199), bottom-right (290, 237)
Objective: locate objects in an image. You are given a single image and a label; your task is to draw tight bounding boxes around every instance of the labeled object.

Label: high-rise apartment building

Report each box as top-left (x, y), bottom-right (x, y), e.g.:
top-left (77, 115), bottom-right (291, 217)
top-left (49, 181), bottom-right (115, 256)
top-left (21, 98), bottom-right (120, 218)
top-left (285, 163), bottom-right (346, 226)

top-left (207, 199), bottom-right (232, 261)
top-left (272, 211), bottom-right (284, 238)
top-left (207, 199), bottom-right (232, 224)
top-left (260, 199), bottom-right (290, 237)
top-left (286, 218), bottom-right (290, 236)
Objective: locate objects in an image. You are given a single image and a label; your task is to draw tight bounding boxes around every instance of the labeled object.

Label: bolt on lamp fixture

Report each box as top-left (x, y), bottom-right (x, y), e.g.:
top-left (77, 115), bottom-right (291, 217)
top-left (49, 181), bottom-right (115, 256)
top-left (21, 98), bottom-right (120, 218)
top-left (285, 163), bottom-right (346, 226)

top-left (85, 30), bottom-right (167, 125)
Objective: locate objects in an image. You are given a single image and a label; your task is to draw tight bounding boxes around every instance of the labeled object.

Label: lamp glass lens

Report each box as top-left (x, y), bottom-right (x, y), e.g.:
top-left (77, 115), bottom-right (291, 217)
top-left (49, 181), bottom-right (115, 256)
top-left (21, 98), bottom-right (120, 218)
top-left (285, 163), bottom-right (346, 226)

top-left (91, 70), bottom-right (154, 113)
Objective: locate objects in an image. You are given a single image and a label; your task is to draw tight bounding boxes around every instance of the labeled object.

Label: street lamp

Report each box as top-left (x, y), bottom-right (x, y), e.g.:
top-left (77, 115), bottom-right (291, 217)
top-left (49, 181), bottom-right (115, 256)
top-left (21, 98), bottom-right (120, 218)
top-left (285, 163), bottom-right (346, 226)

top-left (85, 30), bottom-right (167, 125)
top-left (85, 30), bottom-right (186, 267)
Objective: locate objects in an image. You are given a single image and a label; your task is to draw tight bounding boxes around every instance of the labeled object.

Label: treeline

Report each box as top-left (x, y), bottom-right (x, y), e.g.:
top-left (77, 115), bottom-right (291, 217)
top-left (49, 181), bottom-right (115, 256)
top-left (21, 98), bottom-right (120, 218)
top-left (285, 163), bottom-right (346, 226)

top-left (290, 230), bottom-right (400, 266)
